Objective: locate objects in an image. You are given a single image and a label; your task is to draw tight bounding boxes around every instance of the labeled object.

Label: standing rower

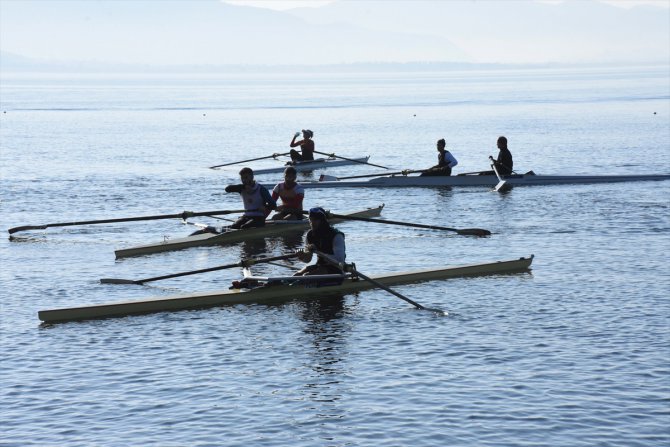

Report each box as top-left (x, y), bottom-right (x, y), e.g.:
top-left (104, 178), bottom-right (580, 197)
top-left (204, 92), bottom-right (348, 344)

top-left (271, 166), bottom-right (305, 220)
top-left (295, 207), bottom-right (346, 276)
top-left (225, 167), bottom-right (276, 229)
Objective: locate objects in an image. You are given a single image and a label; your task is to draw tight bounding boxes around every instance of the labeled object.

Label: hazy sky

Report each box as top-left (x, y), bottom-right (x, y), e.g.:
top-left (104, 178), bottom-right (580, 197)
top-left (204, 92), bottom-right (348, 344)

top-left (224, 0), bottom-right (670, 10)
top-left (1, 0), bottom-right (668, 68)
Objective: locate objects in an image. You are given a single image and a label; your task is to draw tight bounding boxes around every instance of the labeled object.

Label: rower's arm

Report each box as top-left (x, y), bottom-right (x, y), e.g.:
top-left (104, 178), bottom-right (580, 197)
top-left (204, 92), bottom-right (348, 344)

top-left (331, 234), bottom-right (346, 263)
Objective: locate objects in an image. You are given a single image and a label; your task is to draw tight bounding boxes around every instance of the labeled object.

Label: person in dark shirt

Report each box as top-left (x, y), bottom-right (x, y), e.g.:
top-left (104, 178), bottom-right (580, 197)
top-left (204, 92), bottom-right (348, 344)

top-left (295, 207), bottom-right (346, 276)
top-left (492, 136), bottom-right (514, 176)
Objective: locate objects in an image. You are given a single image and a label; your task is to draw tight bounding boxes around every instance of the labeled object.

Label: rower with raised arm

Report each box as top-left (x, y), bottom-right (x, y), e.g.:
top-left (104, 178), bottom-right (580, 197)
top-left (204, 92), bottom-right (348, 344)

top-left (271, 166), bottom-right (305, 220)
top-left (289, 129), bottom-right (315, 163)
top-left (420, 138), bottom-right (458, 176)
top-left (295, 207), bottom-right (346, 276)
top-left (225, 167), bottom-right (276, 229)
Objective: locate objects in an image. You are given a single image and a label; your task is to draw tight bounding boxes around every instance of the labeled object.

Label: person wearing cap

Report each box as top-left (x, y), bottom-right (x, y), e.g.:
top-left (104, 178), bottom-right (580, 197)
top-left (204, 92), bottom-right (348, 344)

top-left (294, 207), bottom-right (346, 276)
top-left (420, 138), bottom-right (458, 176)
top-left (289, 129), bottom-right (315, 163)
top-left (225, 167), bottom-right (276, 229)
top-left (271, 166), bottom-right (305, 220)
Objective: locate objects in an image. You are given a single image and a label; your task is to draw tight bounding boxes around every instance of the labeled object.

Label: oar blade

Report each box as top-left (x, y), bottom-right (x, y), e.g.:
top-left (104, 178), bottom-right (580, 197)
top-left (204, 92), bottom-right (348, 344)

top-left (100, 278), bottom-right (141, 285)
top-left (8, 225), bottom-right (48, 234)
top-left (456, 228), bottom-right (492, 237)
top-left (494, 180), bottom-right (511, 192)
top-left (318, 174), bottom-right (339, 182)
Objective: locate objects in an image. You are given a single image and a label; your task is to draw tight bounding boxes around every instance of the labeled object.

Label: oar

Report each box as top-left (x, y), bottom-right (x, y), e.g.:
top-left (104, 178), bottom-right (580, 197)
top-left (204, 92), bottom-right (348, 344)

top-left (313, 150), bottom-right (390, 170)
top-left (456, 170), bottom-right (490, 176)
top-left (101, 252), bottom-right (301, 285)
top-left (489, 156), bottom-right (511, 192)
top-left (209, 152), bottom-right (291, 169)
top-left (322, 212), bottom-right (491, 237)
top-left (8, 209), bottom-right (247, 235)
top-left (314, 250), bottom-right (446, 315)
top-left (319, 169), bottom-right (429, 182)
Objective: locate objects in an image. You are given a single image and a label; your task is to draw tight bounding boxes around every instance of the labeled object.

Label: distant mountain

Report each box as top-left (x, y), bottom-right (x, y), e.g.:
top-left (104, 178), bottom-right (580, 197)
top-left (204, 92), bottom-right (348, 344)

top-left (286, 0), bottom-right (670, 64)
top-left (0, 0), bottom-right (667, 71)
top-left (0, 0), bottom-right (466, 70)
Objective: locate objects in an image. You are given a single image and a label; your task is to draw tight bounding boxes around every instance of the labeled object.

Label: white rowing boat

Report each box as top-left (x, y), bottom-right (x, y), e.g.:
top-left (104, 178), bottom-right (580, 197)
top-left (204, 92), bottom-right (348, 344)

top-left (38, 255), bottom-right (534, 323)
top-left (288, 172), bottom-right (670, 189)
top-left (115, 205), bottom-right (384, 258)
top-left (252, 156), bottom-right (371, 175)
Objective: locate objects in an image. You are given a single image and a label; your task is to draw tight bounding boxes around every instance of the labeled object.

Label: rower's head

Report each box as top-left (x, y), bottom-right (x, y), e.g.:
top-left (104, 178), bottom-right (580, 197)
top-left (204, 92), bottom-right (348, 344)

top-left (284, 166), bottom-right (297, 184)
top-left (436, 139), bottom-right (446, 151)
top-left (302, 129), bottom-right (313, 139)
top-left (308, 207), bottom-right (328, 229)
top-left (497, 136), bottom-right (507, 149)
top-left (239, 167), bottom-right (255, 186)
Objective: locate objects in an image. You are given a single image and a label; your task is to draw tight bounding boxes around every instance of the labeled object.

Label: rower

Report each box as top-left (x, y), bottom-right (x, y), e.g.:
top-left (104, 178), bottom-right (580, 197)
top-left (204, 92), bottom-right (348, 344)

top-left (491, 135), bottom-right (514, 176)
top-left (420, 138), bottom-right (458, 176)
top-left (294, 207), bottom-right (346, 276)
top-left (271, 166), bottom-right (305, 221)
top-left (225, 167), bottom-right (276, 229)
top-left (289, 129), bottom-right (315, 163)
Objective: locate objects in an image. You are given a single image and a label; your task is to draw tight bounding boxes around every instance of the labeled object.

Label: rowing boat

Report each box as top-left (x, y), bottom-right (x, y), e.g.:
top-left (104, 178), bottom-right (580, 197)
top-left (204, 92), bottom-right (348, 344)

top-left (288, 172), bottom-right (670, 189)
top-left (38, 255), bottom-right (534, 323)
top-left (252, 156), bottom-right (371, 175)
top-left (115, 205), bottom-right (384, 258)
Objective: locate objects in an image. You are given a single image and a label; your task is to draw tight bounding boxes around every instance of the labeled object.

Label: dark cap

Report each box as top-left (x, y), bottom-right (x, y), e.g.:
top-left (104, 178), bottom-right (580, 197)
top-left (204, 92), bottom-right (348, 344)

top-left (308, 207), bottom-right (328, 221)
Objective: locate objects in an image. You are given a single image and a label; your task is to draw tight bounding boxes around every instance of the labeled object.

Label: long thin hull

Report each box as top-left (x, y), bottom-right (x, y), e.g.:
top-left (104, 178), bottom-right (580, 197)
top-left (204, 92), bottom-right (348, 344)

top-left (38, 255), bottom-right (534, 323)
top-left (253, 156), bottom-right (370, 175)
top-left (115, 205), bottom-right (384, 258)
top-left (296, 173), bottom-right (670, 188)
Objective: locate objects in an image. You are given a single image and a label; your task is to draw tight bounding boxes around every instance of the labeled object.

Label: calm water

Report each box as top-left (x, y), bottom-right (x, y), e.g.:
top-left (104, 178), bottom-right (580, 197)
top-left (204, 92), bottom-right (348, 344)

top-left (1, 66), bottom-right (669, 446)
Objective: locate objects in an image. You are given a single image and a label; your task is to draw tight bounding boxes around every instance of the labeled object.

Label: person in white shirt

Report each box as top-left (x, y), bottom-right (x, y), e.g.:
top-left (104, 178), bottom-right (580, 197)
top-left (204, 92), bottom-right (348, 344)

top-left (421, 138), bottom-right (458, 176)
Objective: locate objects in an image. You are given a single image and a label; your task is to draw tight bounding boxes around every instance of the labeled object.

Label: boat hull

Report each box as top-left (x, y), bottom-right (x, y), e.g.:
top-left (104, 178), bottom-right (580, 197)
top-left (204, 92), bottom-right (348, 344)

top-left (295, 173), bottom-right (670, 188)
top-left (253, 156), bottom-right (370, 175)
top-left (38, 255), bottom-right (534, 323)
top-left (115, 205), bottom-right (384, 258)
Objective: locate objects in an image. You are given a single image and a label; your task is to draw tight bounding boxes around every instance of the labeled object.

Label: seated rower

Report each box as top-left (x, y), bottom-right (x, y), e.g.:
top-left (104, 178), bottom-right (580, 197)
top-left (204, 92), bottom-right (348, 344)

top-left (294, 207), bottom-right (346, 276)
top-left (271, 166), bottom-right (305, 220)
top-left (225, 167), bottom-right (276, 229)
top-left (420, 138), bottom-right (458, 176)
top-left (289, 129), bottom-right (315, 164)
top-left (481, 135), bottom-right (514, 176)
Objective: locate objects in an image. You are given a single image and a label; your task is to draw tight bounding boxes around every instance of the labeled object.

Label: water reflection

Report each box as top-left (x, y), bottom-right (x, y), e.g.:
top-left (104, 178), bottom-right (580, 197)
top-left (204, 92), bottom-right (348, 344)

top-left (435, 186), bottom-right (454, 199)
top-left (238, 238), bottom-right (268, 260)
top-left (296, 293), bottom-right (352, 422)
